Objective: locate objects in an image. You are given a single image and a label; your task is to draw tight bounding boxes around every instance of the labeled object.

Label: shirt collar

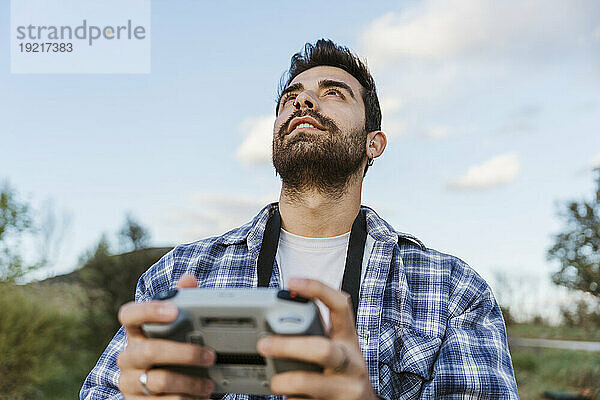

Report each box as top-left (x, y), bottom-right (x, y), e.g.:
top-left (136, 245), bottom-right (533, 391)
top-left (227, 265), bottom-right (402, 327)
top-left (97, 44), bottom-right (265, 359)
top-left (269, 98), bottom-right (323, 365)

top-left (362, 205), bottom-right (426, 250)
top-left (215, 202), bottom-right (426, 252)
top-left (216, 203), bottom-right (275, 253)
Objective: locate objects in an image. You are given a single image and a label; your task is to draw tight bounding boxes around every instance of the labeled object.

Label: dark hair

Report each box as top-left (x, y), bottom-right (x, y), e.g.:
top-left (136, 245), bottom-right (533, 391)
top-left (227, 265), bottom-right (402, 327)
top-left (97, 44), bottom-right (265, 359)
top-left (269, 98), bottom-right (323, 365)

top-left (276, 39), bottom-right (382, 133)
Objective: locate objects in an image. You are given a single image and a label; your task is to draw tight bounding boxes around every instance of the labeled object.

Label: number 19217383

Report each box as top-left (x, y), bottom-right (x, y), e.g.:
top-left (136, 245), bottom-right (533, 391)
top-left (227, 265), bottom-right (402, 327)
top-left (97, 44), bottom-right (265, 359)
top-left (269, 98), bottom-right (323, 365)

top-left (19, 42), bottom-right (73, 52)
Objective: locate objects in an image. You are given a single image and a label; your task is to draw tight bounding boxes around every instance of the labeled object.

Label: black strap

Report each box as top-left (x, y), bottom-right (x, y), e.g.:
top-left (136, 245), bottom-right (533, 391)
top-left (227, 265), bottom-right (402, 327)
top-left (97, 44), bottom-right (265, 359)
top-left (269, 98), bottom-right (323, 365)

top-left (256, 207), bottom-right (367, 318)
top-left (340, 209), bottom-right (367, 319)
top-left (257, 209), bottom-right (281, 287)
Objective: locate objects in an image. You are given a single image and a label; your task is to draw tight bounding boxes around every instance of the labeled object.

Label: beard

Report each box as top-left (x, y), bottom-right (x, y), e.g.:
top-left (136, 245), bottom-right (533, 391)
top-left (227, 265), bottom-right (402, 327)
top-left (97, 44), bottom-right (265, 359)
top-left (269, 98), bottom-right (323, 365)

top-left (272, 109), bottom-right (366, 197)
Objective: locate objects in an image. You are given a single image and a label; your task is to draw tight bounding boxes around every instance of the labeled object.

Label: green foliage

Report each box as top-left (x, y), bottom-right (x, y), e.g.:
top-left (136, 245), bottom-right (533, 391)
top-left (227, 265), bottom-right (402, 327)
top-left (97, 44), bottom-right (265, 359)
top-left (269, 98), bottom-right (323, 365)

top-left (560, 300), bottom-right (600, 330)
top-left (0, 235), bottom-right (169, 399)
top-left (76, 236), bottom-right (170, 352)
top-left (0, 191), bottom-right (167, 397)
top-left (0, 283), bottom-right (89, 400)
top-left (0, 182), bottom-right (31, 239)
top-left (548, 172), bottom-right (600, 298)
top-left (119, 213), bottom-right (151, 252)
top-left (501, 306), bottom-right (516, 326)
top-left (0, 182), bottom-right (38, 282)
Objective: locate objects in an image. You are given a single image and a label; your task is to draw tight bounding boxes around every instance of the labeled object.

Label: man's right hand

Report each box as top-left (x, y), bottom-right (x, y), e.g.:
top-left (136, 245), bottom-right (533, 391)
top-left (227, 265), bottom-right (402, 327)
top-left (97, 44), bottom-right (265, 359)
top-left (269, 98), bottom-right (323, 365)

top-left (116, 274), bottom-right (215, 399)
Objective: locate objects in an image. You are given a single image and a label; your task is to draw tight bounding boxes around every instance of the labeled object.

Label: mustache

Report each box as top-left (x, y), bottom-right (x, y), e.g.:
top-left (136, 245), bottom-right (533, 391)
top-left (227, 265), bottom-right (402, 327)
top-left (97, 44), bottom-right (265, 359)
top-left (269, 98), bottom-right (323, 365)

top-left (278, 109), bottom-right (339, 137)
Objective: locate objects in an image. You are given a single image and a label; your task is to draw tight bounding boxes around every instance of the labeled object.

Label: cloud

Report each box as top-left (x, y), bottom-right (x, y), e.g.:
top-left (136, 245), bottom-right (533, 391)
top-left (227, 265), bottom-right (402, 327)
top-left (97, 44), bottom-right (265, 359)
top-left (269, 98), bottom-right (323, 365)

top-left (380, 96), bottom-right (404, 116)
top-left (593, 24), bottom-right (600, 41)
top-left (591, 153), bottom-right (600, 170)
top-left (423, 126), bottom-right (448, 139)
top-left (448, 152), bottom-right (520, 190)
top-left (235, 115), bottom-right (275, 165)
top-left (357, 1), bottom-right (599, 151)
top-left (159, 191), bottom-right (279, 243)
top-left (378, 96), bottom-right (406, 138)
top-left (382, 119), bottom-right (405, 138)
top-left (360, 0), bottom-right (599, 67)
top-left (512, 105), bottom-right (541, 119)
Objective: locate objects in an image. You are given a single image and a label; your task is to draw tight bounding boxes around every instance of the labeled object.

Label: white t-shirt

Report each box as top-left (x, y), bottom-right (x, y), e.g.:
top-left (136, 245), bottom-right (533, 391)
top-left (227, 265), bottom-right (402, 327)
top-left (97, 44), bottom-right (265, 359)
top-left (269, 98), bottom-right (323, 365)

top-left (275, 228), bottom-right (375, 327)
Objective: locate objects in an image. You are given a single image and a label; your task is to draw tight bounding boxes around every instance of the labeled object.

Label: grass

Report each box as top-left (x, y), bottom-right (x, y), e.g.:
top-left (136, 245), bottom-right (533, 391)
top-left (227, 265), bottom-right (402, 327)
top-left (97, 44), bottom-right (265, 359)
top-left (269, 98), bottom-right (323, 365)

top-left (508, 323), bottom-right (600, 399)
top-left (511, 347), bottom-right (600, 400)
top-left (508, 323), bottom-right (600, 342)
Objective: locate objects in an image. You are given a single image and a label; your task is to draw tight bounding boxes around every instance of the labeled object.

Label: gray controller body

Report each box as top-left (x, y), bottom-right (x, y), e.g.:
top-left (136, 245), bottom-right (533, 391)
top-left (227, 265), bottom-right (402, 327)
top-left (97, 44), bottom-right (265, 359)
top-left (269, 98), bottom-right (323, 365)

top-left (142, 288), bottom-right (325, 396)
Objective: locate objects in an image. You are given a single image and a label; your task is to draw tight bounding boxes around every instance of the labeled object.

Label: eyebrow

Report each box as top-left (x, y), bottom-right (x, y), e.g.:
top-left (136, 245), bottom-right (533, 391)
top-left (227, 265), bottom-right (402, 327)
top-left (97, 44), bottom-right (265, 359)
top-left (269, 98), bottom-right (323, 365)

top-left (278, 78), bottom-right (357, 108)
top-left (318, 79), bottom-right (356, 99)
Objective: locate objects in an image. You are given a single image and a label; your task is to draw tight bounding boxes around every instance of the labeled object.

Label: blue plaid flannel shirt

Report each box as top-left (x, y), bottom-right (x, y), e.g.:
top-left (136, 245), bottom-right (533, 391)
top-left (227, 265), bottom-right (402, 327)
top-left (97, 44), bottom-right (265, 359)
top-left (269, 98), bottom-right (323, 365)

top-left (81, 203), bottom-right (519, 399)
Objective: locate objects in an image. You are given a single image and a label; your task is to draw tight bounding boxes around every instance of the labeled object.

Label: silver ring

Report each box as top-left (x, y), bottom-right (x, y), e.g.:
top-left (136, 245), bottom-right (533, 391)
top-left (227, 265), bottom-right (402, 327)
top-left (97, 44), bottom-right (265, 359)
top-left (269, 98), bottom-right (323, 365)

top-left (139, 371), bottom-right (154, 396)
top-left (333, 345), bottom-right (350, 373)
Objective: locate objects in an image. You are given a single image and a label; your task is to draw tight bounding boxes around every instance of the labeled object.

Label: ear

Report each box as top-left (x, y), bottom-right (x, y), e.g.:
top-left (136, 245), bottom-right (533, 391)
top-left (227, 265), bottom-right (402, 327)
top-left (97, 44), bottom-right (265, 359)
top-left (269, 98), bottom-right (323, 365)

top-left (365, 131), bottom-right (387, 160)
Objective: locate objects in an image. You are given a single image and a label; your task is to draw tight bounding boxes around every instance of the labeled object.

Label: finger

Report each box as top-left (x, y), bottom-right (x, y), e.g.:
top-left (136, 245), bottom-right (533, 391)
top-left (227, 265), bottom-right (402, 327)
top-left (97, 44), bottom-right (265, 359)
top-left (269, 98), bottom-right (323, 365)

top-left (119, 368), bottom-right (214, 397)
top-left (258, 336), bottom-right (349, 371)
top-left (117, 339), bottom-right (215, 369)
top-left (124, 396), bottom-right (209, 400)
top-left (177, 274), bottom-right (198, 289)
top-left (286, 398), bottom-right (321, 400)
top-left (118, 301), bottom-right (178, 339)
top-left (287, 278), bottom-right (355, 336)
top-left (270, 371), bottom-right (347, 399)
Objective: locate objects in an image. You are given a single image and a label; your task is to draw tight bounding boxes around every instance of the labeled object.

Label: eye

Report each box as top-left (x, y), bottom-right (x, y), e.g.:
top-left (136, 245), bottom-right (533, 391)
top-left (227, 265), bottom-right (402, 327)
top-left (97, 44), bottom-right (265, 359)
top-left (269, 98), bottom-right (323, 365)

top-left (280, 93), bottom-right (297, 108)
top-left (324, 89), bottom-right (343, 98)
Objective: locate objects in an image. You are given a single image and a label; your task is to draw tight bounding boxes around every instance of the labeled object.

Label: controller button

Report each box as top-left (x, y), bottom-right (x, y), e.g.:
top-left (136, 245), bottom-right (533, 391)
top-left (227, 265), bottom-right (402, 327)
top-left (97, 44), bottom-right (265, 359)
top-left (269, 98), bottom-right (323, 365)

top-left (278, 314), bottom-right (304, 324)
top-left (187, 332), bottom-right (205, 345)
top-left (154, 288), bottom-right (178, 300)
top-left (277, 289), bottom-right (309, 303)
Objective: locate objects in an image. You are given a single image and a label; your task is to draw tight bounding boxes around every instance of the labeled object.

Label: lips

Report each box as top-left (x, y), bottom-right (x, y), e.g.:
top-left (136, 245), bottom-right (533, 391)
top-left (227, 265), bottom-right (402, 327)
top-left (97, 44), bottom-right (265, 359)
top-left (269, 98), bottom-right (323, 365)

top-left (287, 116), bottom-right (326, 135)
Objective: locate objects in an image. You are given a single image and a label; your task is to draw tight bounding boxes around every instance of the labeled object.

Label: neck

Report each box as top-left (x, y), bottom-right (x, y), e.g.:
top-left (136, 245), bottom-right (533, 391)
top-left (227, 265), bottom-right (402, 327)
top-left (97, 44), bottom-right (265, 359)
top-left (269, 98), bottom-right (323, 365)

top-left (278, 175), bottom-right (362, 238)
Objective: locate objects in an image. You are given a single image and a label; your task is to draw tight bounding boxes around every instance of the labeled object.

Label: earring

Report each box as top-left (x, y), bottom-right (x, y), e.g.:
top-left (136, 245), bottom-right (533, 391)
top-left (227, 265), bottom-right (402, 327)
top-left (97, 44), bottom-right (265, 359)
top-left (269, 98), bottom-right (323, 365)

top-left (367, 154), bottom-right (374, 166)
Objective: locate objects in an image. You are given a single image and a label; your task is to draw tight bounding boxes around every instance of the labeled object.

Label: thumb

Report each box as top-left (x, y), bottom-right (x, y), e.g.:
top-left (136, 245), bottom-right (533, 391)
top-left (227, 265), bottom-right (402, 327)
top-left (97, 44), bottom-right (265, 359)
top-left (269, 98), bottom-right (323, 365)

top-left (176, 274), bottom-right (198, 289)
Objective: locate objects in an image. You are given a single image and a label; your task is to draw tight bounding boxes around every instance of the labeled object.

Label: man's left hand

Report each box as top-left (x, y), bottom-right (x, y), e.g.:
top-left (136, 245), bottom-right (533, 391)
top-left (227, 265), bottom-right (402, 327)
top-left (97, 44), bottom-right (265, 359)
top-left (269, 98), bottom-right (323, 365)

top-left (257, 278), bottom-right (378, 400)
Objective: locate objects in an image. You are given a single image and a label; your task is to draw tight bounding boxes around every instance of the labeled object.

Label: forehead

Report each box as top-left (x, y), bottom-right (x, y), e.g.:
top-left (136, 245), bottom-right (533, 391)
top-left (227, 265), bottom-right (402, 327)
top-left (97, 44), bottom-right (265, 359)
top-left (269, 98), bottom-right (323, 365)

top-left (289, 65), bottom-right (364, 95)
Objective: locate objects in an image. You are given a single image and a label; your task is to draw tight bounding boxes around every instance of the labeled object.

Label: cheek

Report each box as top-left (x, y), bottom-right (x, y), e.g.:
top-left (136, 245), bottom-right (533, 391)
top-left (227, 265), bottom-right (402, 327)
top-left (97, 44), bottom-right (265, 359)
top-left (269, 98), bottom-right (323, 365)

top-left (274, 113), bottom-right (290, 134)
top-left (273, 121), bottom-right (283, 137)
top-left (332, 106), bottom-right (364, 131)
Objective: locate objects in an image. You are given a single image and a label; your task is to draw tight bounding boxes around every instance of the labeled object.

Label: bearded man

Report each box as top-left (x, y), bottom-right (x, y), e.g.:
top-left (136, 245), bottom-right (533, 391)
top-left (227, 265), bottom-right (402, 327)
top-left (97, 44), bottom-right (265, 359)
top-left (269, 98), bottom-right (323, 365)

top-left (81, 39), bottom-right (519, 400)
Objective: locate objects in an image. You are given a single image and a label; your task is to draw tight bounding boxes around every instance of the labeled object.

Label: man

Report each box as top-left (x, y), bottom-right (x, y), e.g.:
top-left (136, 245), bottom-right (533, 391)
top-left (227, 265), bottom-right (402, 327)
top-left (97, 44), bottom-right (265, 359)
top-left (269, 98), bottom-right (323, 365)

top-left (81, 39), bottom-right (519, 399)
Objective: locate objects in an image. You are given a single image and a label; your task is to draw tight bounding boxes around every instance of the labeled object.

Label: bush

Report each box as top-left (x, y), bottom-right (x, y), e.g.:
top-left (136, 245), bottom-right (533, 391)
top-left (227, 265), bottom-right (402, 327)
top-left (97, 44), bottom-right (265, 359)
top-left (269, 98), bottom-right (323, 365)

top-left (77, 241), bottom-right (171, 352)
top-left (0, 283), bottom-right (88, 399)
top-left (560, 299), bottom-right (600, 329)
top-left (500, 306), bottom-right (516, 326)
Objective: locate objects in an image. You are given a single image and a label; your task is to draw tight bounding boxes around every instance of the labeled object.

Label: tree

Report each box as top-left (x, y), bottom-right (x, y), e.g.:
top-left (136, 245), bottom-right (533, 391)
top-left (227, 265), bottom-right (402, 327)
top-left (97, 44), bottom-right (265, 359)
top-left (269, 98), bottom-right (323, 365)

top-left (118, 213), bottom-right (150, 251)
top-left (77, 235), bottom-right (171, 351)
top-left (0, 182), bottom-right (35, 282)
top-left (547, 171), bottom-right (600, 298)
top-left (0, 182), bottom-right (68, 282)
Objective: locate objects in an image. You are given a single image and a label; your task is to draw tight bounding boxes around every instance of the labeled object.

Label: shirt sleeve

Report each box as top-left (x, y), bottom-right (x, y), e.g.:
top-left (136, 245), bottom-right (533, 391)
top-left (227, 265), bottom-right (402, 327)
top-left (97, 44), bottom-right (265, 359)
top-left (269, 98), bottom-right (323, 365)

top-left (420, 262), bottom-right (519, 399)
top-left (79, 327), bottom-right (127, 400)
top-left (79, 250), bottom-right (174, 399)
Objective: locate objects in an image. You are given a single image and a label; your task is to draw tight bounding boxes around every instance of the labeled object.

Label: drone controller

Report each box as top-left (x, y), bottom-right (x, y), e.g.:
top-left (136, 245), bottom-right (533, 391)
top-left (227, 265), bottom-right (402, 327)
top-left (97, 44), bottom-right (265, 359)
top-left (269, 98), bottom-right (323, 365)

top-left (142, 288), bottom-right (325, 396)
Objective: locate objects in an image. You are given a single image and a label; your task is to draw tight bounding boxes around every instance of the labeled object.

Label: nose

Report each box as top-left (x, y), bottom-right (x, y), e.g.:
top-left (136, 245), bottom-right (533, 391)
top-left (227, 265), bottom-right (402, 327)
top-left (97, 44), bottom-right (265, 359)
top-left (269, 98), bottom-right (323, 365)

top-left (294, 91), bottom-right (319, 111)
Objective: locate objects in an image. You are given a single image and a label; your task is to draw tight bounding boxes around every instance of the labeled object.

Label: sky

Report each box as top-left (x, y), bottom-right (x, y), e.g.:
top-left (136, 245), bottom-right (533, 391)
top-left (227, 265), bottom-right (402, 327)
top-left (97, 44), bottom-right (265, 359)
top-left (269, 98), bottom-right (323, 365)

top-left (1, 0), bottom-right (599, 318)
